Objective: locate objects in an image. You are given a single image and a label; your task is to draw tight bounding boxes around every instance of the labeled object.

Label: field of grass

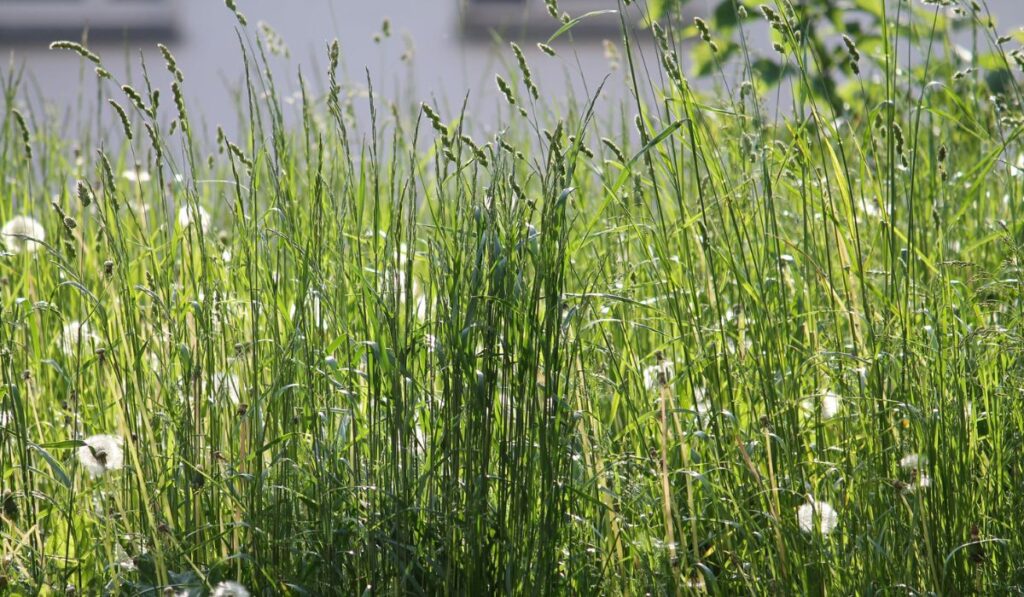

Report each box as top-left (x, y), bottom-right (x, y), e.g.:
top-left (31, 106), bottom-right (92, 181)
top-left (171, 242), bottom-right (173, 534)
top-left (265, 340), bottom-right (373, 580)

top-left (2, 0), bottom-right (1024, 594)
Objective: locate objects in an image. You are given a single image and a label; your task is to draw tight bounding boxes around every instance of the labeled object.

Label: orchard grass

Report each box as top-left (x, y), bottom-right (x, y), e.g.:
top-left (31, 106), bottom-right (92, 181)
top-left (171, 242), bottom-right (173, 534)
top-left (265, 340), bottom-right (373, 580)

top-left (2, 0), bottom-right (1024, 594)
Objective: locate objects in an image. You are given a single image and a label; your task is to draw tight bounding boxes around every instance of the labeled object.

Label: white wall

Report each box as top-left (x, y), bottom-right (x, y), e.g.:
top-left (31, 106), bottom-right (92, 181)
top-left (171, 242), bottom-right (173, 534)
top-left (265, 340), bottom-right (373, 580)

top-left (2, 0), bottom-right (633, 138)
top-left (1, 0), bottom-right (1021, 138)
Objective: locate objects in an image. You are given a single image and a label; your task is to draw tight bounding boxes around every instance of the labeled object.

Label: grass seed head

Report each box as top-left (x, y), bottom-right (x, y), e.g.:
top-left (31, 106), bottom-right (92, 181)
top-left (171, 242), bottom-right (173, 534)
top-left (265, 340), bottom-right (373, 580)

top-left (108, 100), bottom-right (133, 141)
top-left (694, 17), bottom-right (711, 42)
top-left (11, 109), bottom-right (31, 160)
top-left (223, 0), bottom-right (248, 26)
top-left (511, 42), bottom-right (539, 100)
top-left (49, 41), bottom-right (101, 65)
top-left (158, 43), bottom-right (184, 82)
top-left (544, 0), bottom-right (559, 20)
top-left (496, 74), bottom-right (517, 106)
top-left (75, 181), bottom-right (93, 208)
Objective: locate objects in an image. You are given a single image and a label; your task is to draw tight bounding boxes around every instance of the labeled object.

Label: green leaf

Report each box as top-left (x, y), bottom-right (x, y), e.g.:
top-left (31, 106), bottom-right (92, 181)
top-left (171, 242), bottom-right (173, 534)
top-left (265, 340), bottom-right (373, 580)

top-left (29, 443), bottom-right (72, 488)
top-left (647, 0), bottom-right (666, 22)
top-left (260, 432), bottom-right (297, 455)
top-left (691, 40), bottom-right (738, 77)
top-left (646, 0), bottom-right (688, 22)
top-left (556, 186), bottom-right (576, 207)
top-left (852, 0), bottom-right (884, 20)
top-left (610, 120), bottom-right (683, 195)
top-left (547, 10), bottom-right (619, 44)
top-left (37, 439), bottom-right (86, 450)
top-left (713, 0), bottom-right (740, 30)
top-left (976, 51), bottom-right (1008, 71)
top-left (752, 59), bottom-right (790, 86)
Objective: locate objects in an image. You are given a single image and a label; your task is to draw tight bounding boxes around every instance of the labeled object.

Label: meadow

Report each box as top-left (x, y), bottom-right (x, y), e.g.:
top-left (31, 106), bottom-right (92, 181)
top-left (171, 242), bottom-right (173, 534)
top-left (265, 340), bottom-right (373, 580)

top-left (2, 0), bottom-right (1024, 594)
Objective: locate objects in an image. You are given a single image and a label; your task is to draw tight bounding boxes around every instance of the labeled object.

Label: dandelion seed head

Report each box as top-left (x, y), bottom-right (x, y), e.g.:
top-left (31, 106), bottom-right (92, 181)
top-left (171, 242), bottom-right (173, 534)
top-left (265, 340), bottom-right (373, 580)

top-left (59, 321), bottom-right (101, 356)
top-left (388, 269), bottom-right (429, 320)
top-left (211, 581), bottom-right (250, 597)
top-left (685, 575), bottom-right (707, 591)
top-left (114, 543), bottom-right (136, 571)
top-left (414, 294), bottom-right (429, 320)
top-left (177, 205), bottom-right (211, 232)
top-left (804, 390), bottom-right (842, 420)
top-left (725, 336), bottom-right (753, 355)
top-left (77, 434), bottom-right (124, 479)
top-left (212, 373), bottom-right (240, 405)
top-left (797, 499), bottom-right (838, 535)
top-left (821, 390), bottom-right (841, 419)
top-left (2, 215), bottom-right (45, 254)
top-left (693, 386), bottom-right (711, 416)
top-left (900, 453), bottom-right (920, 470)
top-left (643, 361), bottom-right (674, 391)
top-left (901, 472), bottom-right (932, 495)
top-left (127, 201), bottom-right (153, 218)
top-left (411, 418), bottom-right (427, 458)
top-left (121, 168), bottom-right (151, 183)
top-left (290, 291), bottom-right (326, 329)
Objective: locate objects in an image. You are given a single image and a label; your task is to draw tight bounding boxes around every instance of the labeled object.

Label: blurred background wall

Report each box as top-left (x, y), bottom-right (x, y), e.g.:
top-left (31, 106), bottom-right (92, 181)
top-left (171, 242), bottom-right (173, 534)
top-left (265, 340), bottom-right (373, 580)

top-left (0, 0), bottom-right (1020, 136)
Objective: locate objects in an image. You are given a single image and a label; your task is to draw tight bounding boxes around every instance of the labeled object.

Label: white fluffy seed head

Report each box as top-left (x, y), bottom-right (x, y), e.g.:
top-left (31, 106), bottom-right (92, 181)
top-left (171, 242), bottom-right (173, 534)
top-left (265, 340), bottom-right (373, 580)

top-left (77, 434), bottom-right (125, 478)
top-left (290, 291), bottom-right (325, 329)
top-left (820, 391), bottom-right (841, 420)
top-left (900, 453), bottom-right (920, 470)
top-left (803, 390), bottom-right (842, 420)
top-left (177, 204), bottom-right (211, 232)
top-left (901, 473), bottom-right (932, 495)
top-left (113, 543), bottom-right (136, 571)
top-left (122, 168), bottom-right (151, 183)
top-left (797, 499), bottom-right (838, 535)
top-left (212, 373), bottom-right (240, 406)
top-left (211, 581), bottom-right (250, 597)
top-left (693, 386), bottom-right (711, 416)
top-left (59, 321), bottom-right (101, 356)
top-left (642, 361), bottom-right (675, 391)
top-left (2, 215), bottom-right (45, 254)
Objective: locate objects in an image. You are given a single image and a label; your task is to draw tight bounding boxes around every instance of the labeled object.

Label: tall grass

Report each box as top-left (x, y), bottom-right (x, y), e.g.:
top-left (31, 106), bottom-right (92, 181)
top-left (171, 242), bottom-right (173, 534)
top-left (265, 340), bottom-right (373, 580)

top-left (1, 0), bottom-right (1023, 594)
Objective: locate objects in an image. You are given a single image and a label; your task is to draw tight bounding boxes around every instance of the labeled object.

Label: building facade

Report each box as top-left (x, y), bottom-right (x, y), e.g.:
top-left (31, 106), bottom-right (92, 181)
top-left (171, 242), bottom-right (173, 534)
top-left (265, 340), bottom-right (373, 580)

top-left (0, 0), bottom-right (1020, 136)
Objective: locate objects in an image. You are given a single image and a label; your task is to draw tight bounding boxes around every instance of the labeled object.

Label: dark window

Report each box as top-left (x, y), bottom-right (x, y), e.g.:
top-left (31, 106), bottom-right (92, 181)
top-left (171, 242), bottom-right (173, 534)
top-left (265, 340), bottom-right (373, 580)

top-left (0, 0), bottom-right (177, 43)
top-left (461, 0), bottom-right (621, 39)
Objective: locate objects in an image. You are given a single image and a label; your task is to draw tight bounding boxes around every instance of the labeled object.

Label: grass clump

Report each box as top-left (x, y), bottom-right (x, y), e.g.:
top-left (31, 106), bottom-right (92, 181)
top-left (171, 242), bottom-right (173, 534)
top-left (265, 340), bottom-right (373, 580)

top-left (2, 0), bottom-right (1024, 594)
